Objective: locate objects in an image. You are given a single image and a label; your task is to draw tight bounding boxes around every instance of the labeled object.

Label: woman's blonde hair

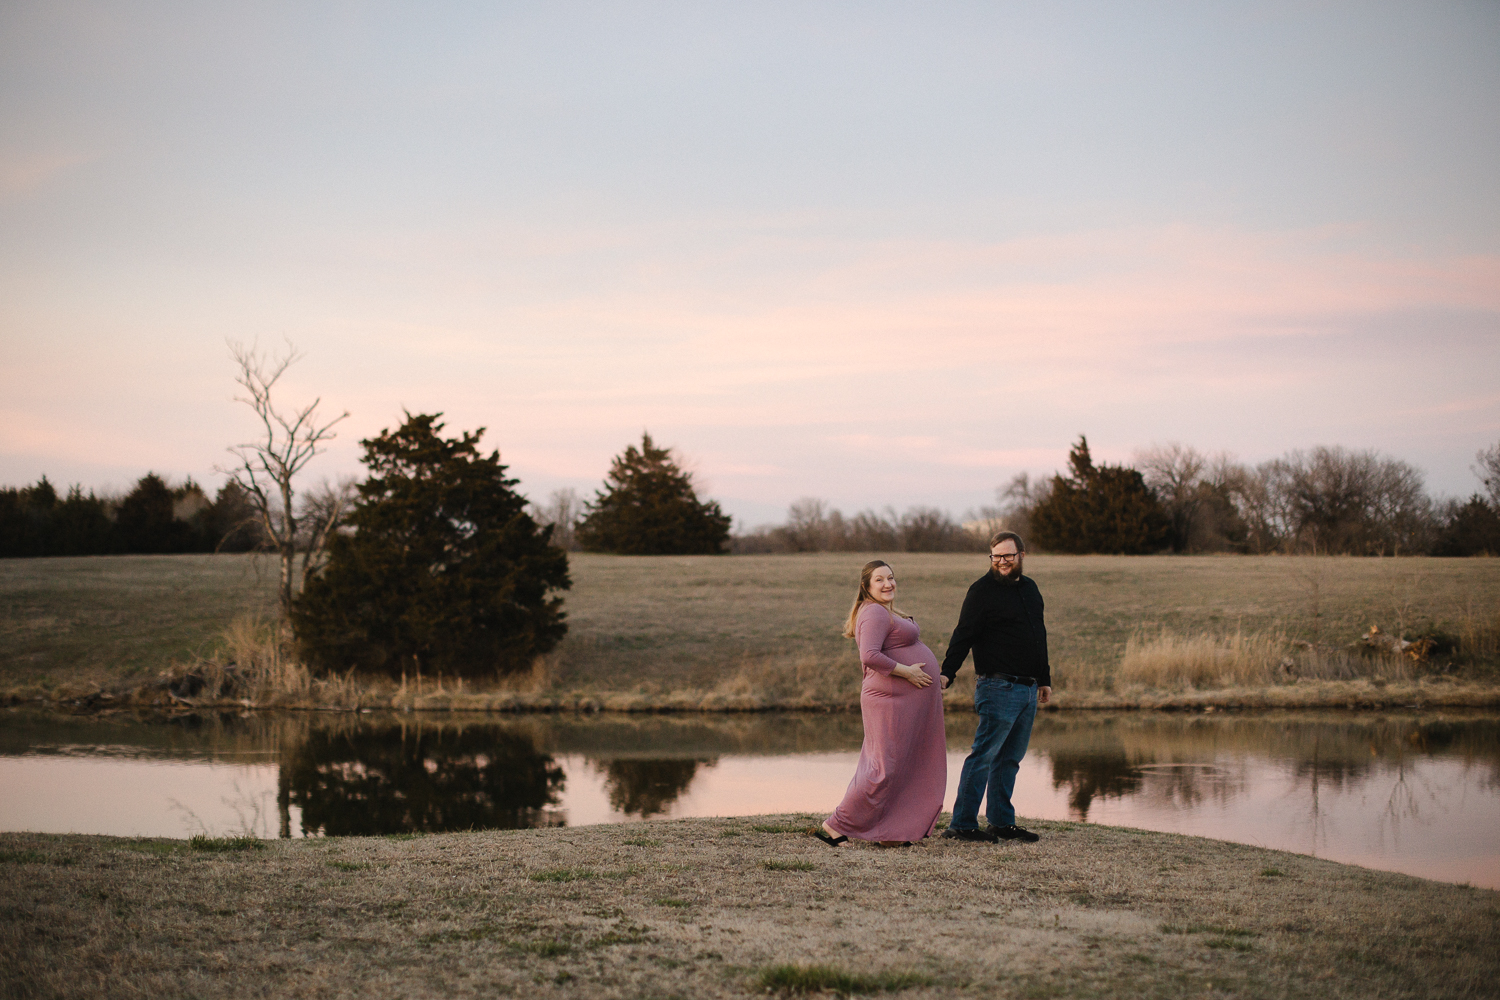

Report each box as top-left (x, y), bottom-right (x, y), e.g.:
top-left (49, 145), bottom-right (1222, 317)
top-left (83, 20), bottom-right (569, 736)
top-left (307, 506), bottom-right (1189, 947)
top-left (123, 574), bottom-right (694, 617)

top-left (842, 559), bottom-right (912, 638)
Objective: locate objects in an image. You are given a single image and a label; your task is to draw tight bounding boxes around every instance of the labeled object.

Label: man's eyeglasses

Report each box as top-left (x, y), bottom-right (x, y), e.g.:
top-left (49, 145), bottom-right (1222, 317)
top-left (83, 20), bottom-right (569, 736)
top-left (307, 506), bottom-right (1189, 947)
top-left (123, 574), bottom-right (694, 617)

top-left (990, 552), bottom-right (1021, 563)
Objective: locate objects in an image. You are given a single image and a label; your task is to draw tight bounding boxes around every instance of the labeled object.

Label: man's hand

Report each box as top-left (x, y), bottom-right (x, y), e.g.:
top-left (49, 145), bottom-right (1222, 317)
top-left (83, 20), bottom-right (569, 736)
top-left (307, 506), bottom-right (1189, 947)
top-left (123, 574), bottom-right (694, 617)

top-left (1037, 685), bottom-right (1052, 705)
top-left (940, 675), bottom-right (952, 690)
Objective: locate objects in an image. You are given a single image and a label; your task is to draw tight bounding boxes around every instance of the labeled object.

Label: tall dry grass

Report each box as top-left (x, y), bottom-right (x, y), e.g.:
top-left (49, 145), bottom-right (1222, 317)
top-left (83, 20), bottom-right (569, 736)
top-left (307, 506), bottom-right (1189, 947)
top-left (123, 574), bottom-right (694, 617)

top-left (1117, 626), bottom-right (1420, 691)
top-left (706, 653), bottom-right (863, 708)
top-left (187, 614), bottom-right (368, 707)
top-left (1455, 599), bottom-right (1500, 671)
top-left (1119, 629), bottom-right (1286, 689)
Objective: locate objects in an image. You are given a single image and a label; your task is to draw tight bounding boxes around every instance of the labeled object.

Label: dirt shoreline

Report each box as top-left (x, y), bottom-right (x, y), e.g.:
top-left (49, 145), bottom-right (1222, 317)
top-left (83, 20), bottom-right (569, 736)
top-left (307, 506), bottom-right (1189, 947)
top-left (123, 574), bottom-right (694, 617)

top-left (6, 676), bottom-right (1500, 716)
top-left (2, 815), bottom-right (1495, 999)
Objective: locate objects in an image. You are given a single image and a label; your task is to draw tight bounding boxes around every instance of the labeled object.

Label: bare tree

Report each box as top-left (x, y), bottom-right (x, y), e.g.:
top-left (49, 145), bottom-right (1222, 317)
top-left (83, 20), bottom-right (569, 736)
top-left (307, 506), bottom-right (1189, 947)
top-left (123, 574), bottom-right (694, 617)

top-left (296, 476), bottom-right (358, 578)
top-left (531, 487), bottom-right (583, 551)
top-left (1476, 442), bottom-right (1500, 508)
top-left (968, 472), bottom-right (1051, 544)
top-left (220, 340), bottom-right (349, 618)
top-left (784, 497), bottom-right (833, 552)
top-left (1135, 442), bottom-right (1206, 552)
top-left (897, 506), bottom-right (977, 552)
top-left (1260, 446), bottom-right (1431, 555)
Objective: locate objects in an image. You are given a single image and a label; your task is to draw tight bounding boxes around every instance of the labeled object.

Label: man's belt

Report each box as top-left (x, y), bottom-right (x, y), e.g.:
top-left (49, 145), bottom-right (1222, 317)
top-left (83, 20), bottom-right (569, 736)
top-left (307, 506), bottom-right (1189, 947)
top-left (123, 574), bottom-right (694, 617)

top-left (982, 672), bottom-right (1037, 686)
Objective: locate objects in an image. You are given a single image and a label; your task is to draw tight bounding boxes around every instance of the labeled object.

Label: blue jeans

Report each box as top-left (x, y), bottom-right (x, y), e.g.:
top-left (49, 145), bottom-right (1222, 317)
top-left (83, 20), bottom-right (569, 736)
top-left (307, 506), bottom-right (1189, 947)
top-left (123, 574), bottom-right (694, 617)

top-left (950, 676), bottom-right (1037, 829)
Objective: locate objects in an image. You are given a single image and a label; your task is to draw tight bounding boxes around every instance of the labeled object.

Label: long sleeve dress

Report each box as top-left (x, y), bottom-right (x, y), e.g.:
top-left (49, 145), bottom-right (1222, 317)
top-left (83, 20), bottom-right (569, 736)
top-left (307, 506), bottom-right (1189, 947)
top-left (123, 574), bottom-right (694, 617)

top-left (824, 602), bottom-right (947, 841)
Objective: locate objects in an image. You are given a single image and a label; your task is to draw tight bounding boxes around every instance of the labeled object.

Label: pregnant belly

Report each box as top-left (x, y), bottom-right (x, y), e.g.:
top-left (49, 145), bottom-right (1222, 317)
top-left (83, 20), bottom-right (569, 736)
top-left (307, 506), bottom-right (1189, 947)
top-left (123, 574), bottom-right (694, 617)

top-left (864, 642), bottom-right (941, 696)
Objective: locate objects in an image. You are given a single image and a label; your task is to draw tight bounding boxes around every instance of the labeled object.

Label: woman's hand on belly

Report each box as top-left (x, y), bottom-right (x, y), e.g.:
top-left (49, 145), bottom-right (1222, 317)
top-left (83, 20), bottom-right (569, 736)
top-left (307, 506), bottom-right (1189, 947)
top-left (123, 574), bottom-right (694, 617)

top-left (890, 663), bottom-right (932, 688)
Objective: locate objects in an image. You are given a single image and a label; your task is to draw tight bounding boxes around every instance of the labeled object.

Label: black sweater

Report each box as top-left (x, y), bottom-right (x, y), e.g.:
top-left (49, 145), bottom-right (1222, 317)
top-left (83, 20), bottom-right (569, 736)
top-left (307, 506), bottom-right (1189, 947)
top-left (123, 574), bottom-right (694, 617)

top-left (939, 571), bottom-right (1050, 687)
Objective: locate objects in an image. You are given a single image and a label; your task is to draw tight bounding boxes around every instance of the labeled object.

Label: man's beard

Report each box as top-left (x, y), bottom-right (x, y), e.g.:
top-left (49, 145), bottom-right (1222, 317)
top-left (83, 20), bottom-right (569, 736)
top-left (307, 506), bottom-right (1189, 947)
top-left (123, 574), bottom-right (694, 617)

top-left (994, 561), bottom-right (1022, 580)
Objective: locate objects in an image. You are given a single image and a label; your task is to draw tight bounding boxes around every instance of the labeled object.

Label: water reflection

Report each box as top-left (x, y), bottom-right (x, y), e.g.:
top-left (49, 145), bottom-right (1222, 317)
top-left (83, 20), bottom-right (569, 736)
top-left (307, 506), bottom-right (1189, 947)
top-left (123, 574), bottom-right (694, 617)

top-left (2, 708), bottom-right (1498, 888)
top-left (286, 724), bottom-right (565, 835)
top-left (589, 759), bottom-right (717, 817)
top-left (1047, 748), bottom-right (1142, 819)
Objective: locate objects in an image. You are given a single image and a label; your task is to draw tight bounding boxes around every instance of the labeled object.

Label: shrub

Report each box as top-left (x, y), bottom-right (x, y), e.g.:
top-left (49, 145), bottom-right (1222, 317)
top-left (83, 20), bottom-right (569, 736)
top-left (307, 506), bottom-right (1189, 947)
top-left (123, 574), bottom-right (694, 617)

top-left (292, 413), bottom-right (570, 679)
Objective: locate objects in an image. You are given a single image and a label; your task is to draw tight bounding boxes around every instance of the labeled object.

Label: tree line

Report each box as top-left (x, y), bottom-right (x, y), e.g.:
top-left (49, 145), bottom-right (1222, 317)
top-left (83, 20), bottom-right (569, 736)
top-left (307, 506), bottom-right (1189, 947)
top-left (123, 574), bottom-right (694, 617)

top-left (8, 433), bottom-right (1499, 562)
top-left (696, 435), bottom-right (1500, 557)
top-left (0, 475), bottom-right (266, 558)
top-left (992, 436), bottom-right (1500, 557)
top-left (727, 501), bottom-right (978, 554)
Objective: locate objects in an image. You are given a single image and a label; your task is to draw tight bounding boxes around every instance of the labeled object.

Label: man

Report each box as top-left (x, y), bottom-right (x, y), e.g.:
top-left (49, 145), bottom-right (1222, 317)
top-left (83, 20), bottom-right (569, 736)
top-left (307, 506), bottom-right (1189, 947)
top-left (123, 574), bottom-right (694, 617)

top-left (939, 530), bottom-right (1050, 843)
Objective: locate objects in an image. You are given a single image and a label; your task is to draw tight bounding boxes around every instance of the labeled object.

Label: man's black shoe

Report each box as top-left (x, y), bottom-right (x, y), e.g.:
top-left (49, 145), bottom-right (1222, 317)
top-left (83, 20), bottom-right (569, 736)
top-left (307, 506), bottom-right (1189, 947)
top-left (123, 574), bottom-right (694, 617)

top-left (940, 827), bottom-right (998, 844)
top-left (991, 824), bottom-right (1040, 842)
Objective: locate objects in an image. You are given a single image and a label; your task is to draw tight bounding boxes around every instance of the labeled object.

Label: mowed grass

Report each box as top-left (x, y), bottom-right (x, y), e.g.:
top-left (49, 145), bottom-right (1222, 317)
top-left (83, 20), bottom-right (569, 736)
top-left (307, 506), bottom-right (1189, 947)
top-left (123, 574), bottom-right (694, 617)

top-left (1, 816), bottom-right (1495, 999)
top-left (2, 552), bottom-right (1497, 697)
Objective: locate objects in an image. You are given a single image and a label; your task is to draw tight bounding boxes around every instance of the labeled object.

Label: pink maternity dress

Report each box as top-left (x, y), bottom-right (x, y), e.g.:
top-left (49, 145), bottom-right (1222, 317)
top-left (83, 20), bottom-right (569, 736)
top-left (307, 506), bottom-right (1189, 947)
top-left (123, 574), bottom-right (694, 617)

top-left (824, 602), bottom-right (947, 842)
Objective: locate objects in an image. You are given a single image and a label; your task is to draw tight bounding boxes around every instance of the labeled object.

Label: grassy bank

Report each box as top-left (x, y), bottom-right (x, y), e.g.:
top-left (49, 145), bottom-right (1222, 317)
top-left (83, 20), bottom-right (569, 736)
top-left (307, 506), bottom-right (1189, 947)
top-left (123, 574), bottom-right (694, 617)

top-left (2, 552), bottom-right (1497, 710)
top-left (2, 816), bottom-right (1495, 999)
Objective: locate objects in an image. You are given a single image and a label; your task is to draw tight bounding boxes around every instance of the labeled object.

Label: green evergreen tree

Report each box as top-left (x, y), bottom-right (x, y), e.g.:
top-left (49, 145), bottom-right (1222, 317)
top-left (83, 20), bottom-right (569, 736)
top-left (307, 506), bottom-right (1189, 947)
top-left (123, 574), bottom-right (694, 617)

top-left (117, 473), bottom-right (193, 553)
top-left (0, 478), bottom-right (58, 557)
top-left (575, 432), bottom-right (731, 555)
top-left (1031, 436), bottom-right (1170, 554)
top-left (1434, 495), bottom-right (1500, 556)
top-left (52, 485), bottom-right (116, 555)
top-left (292, 413), bottom-right (570, 679)
top-left (203, 481), bottom-right (266, 552)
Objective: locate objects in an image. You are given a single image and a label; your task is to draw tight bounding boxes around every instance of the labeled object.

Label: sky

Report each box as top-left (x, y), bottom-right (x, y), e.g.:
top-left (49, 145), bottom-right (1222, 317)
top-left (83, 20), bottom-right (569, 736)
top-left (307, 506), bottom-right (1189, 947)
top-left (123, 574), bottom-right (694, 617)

top-left (2, 1), bottom-right (1497, 528)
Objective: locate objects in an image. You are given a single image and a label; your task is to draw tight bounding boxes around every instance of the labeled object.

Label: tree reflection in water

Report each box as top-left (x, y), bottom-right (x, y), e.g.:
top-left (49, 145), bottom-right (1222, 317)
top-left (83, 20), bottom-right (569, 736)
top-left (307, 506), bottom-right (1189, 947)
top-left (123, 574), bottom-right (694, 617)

top-left (1047, 751), bottom-right (1143, 820)
top-left (589, 758), bottom-right (716, 817)
top-left (286, 725), bottom-right (565, 835)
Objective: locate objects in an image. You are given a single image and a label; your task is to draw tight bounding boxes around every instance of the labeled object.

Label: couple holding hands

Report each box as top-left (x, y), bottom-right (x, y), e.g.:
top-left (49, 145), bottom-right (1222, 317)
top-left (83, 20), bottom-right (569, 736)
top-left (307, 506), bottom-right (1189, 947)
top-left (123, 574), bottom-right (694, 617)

top-left (815, 531), bottom-right (1051, 848)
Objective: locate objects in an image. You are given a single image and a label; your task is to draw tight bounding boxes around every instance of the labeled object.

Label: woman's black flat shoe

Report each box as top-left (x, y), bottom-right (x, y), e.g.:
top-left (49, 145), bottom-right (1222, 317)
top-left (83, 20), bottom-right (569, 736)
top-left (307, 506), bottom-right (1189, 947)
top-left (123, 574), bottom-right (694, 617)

top-left (813, 828), bottom-right (848, 847)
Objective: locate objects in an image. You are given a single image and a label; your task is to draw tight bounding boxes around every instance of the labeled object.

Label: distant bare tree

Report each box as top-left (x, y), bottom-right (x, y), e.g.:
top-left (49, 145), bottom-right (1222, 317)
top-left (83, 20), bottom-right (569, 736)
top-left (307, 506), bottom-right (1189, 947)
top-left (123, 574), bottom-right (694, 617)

top-left (1135, 443), bottom-right (1206, 552)
top-left (968, 472), bottom-right (1051, 544)
top-left (848, 508), bottom-right (901, 551)
top-left (220, 340), bottom-right (348, 618)
top-left (1260, 446), bottom-right (1431, 555)
top-left (1233, 460), bottom-right (1296, 553)
top-left (532, 488), bottom-right (583, 551)
top-left (1476, 442), bottom-right (1500, 508)
top-left (784, 497), bottom-right (836, 551)
top-left (1135, 443), bottom-right (1252, 552)
top-left (732, 497), bottom-right (1009, 554)
top-left (296, 476), bottom-right (358, 578)
top-left (897, 506), bottom-right (978, 552)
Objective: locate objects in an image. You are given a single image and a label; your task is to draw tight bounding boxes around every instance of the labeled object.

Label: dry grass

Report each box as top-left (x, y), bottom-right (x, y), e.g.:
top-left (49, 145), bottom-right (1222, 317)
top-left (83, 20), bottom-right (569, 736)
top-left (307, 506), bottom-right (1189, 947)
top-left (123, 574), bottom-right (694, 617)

top-left (1, 816), bottom-right (1496, 999)
top-left (1116, 595), bottom-right (1500, 694)
top-left (1457, 598), bottom-right (1500, 664)
top-left (157, 613), bottom-right (369, 710)
top-left (1120, 629), bottom-right (1291, 689)
top-left (3, 553), bottom-right (1498, 708)
top-left (1118, 628), bottom-right (1421, 690)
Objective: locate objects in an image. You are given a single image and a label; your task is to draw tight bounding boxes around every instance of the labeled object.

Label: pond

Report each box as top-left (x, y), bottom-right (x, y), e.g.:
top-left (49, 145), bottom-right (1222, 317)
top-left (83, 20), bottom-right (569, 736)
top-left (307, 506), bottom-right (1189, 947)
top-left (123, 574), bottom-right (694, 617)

top-left (2, 708), bottom-right (1496, 889)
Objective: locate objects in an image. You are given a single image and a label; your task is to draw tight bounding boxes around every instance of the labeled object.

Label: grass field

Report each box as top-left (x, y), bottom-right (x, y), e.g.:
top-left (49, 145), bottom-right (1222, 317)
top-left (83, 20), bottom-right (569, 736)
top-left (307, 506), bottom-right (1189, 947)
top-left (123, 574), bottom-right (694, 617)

top-left (2, 815), bottom-right (1495, 999)
top-left (0, 554), bottom-right (282, 693)
top-left (2, 552), bottom-right (1498, 705)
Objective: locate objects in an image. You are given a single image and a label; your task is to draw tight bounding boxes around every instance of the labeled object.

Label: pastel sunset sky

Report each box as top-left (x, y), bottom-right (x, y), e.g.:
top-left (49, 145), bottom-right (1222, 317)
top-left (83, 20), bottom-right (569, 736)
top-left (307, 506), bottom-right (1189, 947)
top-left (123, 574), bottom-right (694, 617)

top-left (3, 2), bottom-right (1497, 527)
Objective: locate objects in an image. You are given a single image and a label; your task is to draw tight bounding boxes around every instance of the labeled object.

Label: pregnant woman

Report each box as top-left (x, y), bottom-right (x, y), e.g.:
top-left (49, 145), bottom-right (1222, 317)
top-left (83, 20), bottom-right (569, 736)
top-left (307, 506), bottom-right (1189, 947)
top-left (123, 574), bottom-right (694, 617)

top-left (816, 559), bottom-right (947, 847)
